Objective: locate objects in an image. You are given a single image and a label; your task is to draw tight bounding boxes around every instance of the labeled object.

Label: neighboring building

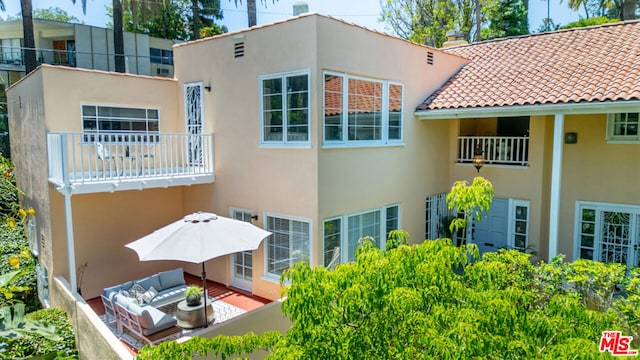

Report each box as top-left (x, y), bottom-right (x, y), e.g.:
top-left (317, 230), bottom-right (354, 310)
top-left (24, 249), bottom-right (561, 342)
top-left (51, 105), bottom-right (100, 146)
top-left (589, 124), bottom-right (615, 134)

top-left (6, 13), bottom-right (640, 358)
top-left (0, 19), bottom-right (179, 156)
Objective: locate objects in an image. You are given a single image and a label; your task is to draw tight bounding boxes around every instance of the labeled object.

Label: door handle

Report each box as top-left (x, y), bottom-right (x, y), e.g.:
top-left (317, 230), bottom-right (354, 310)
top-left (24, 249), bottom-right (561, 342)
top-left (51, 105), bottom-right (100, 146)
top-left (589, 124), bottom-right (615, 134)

top-left (484, 242), bottom-right (494, 247)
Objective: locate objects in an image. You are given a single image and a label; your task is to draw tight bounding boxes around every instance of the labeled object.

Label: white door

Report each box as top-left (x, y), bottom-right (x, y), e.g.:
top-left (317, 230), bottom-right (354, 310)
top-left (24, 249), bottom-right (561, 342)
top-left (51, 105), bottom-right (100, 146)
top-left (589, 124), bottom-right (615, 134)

top-left (184, 82), bottom-right (203, 165)
top-left (230, 209), bottom-right (254, 291)
top-left (473, 198), bottom-right (509, 255)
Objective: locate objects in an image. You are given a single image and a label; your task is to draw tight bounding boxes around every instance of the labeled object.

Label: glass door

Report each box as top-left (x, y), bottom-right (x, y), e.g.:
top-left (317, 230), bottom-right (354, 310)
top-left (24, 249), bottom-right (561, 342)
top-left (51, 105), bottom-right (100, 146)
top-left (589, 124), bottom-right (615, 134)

top-left (230, 209), bottom-right (254, 291)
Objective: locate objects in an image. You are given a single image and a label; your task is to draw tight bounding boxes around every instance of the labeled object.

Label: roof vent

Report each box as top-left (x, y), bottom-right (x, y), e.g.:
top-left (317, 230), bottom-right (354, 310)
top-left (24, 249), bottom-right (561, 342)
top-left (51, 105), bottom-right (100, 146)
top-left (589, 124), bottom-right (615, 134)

top-left (427, 51), bottom-right (434, 65)
top-left (234, 42), bottom-right (245, 58)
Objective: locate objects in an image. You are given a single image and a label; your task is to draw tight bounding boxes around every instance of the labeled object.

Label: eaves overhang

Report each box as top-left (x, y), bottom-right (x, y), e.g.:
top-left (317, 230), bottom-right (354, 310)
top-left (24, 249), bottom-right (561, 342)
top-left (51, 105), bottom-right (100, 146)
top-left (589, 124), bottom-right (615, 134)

top-left (415, 100), bottom-right (640, 120)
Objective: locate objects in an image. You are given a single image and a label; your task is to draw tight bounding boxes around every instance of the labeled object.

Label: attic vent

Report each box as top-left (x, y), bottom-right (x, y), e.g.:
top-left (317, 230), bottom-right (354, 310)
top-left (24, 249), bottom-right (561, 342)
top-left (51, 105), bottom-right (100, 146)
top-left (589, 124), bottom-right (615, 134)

top-left (427, 51), bottom-right (434, 65)
top-left (234, 42), bottom-right (245, 58)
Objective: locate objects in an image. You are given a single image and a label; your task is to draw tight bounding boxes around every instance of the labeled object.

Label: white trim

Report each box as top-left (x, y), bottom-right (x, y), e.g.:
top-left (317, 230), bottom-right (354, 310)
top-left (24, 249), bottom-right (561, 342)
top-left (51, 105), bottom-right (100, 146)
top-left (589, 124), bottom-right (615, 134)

top-left (262, 212), bottom-right (313, 282)
top-left (259, 69), bottom-right (311, 147)
top-left (415, 100), bottom-right (640, 120)
top-left (322, 71), bottom-right (404, 147)
top-left (80, 104), bottom-right (161, 143)
top-left (548, 114), bottom-right (564, 260)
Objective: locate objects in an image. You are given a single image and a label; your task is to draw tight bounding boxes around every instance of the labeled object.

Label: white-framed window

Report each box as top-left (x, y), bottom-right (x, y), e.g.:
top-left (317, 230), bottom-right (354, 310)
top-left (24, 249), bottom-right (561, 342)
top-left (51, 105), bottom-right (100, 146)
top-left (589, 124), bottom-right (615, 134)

top-left (575, 201), bottom-right (640, 268)
top-left (27, 216), bottom-right (38, 256)
top-left (322, 204), bottom-right (400, 266)
top-left (509, 200), bottom-right (529, 251)
top-left (607, 112), bottom-right (639, 142)
top-left (323, 71), bottom-right (403, 147)
top-left (81, 105), bottom-right (160, 143)
top-left (260, 70), bottom-right (310, 146)
top-left (0, 38), bottom-right (22, 64)
top-left (264, 213), bottom-right (311, 280)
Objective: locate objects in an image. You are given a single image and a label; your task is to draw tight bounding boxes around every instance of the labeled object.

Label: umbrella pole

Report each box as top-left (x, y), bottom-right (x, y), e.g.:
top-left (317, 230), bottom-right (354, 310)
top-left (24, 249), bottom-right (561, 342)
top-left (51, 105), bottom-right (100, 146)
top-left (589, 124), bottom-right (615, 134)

top-left (202, 262), bottom-right (208, 328)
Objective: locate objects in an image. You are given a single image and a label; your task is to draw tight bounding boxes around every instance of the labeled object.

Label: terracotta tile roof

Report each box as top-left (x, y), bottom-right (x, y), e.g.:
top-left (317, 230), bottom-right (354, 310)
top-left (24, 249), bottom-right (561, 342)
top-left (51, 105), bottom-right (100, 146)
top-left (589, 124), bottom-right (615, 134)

top-left (417, 20), bottom-right (640, 111)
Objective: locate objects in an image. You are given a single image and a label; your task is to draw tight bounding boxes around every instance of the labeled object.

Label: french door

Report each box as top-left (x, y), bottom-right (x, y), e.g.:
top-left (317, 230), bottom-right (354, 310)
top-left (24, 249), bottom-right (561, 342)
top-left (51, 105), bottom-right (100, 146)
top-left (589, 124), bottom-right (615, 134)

top-left (230, 209), bottom-right (254, 291)
top-left (184, 82), bottom-right (203, 165)
top-left (577, 202), bottom-right (640, 268)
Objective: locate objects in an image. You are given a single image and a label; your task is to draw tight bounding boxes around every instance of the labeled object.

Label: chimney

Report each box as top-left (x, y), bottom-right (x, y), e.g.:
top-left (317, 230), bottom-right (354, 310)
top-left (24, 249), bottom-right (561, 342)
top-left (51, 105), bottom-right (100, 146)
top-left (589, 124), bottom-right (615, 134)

top-left (442, 30), bottom-right (468, 48)
top-left (293, 2), bottom-right (309, 16)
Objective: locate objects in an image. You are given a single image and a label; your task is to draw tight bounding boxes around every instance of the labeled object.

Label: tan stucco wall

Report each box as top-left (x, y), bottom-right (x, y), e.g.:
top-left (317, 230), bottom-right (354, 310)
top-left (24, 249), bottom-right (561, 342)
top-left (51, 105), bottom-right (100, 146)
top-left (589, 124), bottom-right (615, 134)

top-left (315, 16), bottom-right (468, 254)
top-left (175, 16), bottom-right (321, 300)
top-left (447, 116), bottom-right (549, 260)
top-left (558, 114), bottom-right (640, 259)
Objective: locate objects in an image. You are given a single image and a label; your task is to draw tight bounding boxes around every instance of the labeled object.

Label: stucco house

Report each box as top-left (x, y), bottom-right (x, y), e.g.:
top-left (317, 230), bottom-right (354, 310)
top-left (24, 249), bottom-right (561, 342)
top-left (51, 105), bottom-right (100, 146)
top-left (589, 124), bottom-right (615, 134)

top-left (6, 13), bottom-right (640, 358)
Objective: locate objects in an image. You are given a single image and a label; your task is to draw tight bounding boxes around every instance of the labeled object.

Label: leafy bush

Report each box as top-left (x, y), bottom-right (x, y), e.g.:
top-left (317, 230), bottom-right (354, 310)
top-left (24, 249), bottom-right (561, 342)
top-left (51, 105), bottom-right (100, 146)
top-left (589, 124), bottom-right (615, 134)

top-left (561, 16), bottom-right (619, 29)
top-left (0, 308), bottom-right (78, 359)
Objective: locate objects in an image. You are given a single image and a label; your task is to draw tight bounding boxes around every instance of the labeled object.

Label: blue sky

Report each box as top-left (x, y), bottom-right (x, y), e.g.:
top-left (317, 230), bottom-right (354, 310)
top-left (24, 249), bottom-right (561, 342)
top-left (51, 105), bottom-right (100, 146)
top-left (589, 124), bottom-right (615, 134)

top-left (1, 0), bottom-right (582, 35)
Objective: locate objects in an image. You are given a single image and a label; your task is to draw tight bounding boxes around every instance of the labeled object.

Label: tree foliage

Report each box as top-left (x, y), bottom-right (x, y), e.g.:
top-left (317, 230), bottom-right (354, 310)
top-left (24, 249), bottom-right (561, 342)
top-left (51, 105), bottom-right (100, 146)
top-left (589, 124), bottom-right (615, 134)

top-left (483, 0), bottom-right (528, 40)
top-left (3, 7), bottom-right (82, 23)
top-left (138, 237), bottom-right (640, 358)
top-left (561, 0), bottom-right (637, 19)
top-left (108, 0), bottom-right (227, 40)
top-left (446, 176), bottom-right (494, 243)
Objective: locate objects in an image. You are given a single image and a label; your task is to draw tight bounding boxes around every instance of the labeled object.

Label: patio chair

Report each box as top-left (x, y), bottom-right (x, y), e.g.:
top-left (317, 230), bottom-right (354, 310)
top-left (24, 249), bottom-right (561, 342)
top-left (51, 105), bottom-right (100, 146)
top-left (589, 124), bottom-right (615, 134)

top-left (96, 142), bottom-right (116, 176)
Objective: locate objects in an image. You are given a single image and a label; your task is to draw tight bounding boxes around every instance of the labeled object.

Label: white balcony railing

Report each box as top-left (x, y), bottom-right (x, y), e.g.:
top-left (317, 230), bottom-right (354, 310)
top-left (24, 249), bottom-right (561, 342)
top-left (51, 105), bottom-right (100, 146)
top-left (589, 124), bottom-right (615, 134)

top-left (458, 136), bottom-right (529, 166)
top-left (47, 132), bottom-right (214, 194)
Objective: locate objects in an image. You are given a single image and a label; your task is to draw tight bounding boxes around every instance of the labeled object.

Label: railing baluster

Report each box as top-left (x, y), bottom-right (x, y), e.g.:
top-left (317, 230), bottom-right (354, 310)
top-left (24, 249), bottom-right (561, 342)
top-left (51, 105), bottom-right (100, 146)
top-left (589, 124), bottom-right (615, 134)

top-left (457, 135), bottom-right (528, 167)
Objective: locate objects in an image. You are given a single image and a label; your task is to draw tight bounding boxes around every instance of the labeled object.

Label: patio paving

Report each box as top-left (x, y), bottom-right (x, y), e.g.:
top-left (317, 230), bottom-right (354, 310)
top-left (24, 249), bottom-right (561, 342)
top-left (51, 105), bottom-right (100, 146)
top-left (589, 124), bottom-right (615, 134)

top-left (86, 272), bottom-right (272, 353)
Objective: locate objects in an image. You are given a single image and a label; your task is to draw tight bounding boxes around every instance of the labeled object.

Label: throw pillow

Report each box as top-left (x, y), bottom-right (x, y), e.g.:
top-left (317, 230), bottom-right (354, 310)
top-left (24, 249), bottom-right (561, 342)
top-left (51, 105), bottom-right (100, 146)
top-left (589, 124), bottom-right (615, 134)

top-left (118, 289), bottom-right (131, 298)
top-left (129, 283), bottom-right (146, 305)
top-left (141, 286), bottom-right (159, 304)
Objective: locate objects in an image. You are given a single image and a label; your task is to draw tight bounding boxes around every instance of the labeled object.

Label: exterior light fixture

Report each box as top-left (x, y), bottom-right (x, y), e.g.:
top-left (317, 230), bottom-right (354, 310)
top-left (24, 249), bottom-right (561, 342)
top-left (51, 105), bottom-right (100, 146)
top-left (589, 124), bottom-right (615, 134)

top-left (251, 214), bottom-right (258, 221)
top-left (204, 85), bottom-right (212, 92)
top-left (472, 145), bottom-right (484, 173)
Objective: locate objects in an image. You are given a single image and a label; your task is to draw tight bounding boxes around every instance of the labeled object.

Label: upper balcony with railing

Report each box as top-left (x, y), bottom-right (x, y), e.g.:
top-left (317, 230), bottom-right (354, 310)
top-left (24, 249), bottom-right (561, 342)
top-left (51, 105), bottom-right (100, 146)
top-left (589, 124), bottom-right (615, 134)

top-left (458, 136), bottom-right (529, 166)
top-left (47, 132), bottom-right (214, 194)
top-left (457, 117), bottom-right (530, 167)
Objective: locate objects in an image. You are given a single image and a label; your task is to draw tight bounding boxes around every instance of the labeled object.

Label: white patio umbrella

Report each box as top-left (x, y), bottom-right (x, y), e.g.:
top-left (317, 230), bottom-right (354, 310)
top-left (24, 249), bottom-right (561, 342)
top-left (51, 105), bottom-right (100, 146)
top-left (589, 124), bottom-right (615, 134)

top-left (125, 211), bottom-right (271, 327)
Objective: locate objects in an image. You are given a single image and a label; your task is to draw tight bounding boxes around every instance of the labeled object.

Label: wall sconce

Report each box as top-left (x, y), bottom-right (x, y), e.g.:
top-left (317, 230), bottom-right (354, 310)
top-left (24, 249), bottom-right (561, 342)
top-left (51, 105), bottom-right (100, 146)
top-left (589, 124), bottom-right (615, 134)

top-left (204, 85), bottom-right (211, 92)
top-left (251, 214), bottom-right (258, 221)
top-left (472, 145), bottom-right (484, 173)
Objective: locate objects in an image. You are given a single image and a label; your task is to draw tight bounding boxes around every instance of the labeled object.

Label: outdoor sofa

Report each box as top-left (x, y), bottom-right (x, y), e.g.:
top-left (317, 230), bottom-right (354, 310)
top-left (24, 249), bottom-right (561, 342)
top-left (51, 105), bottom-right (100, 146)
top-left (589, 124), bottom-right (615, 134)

top-left (101, 267), bottom-right (188, 344)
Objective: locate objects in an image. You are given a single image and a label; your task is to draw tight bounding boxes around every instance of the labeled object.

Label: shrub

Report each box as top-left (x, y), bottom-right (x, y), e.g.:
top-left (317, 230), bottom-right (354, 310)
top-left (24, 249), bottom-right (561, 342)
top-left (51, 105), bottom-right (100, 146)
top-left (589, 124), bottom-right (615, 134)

top-left (0, 308), bottom-right (78, 359)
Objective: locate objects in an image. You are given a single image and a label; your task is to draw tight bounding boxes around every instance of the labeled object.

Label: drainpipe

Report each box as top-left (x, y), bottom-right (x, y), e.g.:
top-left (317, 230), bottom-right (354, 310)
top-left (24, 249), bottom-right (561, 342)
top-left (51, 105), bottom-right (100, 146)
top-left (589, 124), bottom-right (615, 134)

top-left (548, 113), bottom-right (564, 261)
top-left (59, 133), bottom-right (77, 294)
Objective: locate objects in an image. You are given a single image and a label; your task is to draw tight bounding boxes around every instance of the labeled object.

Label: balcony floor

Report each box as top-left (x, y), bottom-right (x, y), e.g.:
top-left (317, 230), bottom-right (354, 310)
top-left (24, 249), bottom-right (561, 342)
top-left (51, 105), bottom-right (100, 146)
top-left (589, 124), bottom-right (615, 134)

top-left (86, 273), bottom-right (272, 354)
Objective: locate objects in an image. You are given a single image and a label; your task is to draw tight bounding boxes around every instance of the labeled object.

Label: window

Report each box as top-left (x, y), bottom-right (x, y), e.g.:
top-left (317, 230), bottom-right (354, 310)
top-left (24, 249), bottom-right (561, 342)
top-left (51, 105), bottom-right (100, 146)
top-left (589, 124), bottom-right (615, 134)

top-left (576, 202), bottom-right (640, 268)
top-left (323, 72), bottom-right (403, 146)
top-left (260, 71), bottom-right (310, 145)
top-left (323, 205), bottom-right (399, 266)
top-left (82, 105), bottom-right (159, 143)
top-left (0, 39), bottom-right (22, 64)
top-left (150, 48), bottom-right (173, 65)
top-left (607, 112), bottom-right (639, 142)
top-left (509, 200), bottom-right (529, 251)
top-left (264, 214), bottom-right (311, 279)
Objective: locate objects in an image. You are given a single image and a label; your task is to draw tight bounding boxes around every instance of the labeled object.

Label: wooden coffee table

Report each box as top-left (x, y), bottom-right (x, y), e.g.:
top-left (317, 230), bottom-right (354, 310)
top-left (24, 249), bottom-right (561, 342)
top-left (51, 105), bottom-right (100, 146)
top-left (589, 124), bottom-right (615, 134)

top-left (175, 298), bottom-right (214, 328)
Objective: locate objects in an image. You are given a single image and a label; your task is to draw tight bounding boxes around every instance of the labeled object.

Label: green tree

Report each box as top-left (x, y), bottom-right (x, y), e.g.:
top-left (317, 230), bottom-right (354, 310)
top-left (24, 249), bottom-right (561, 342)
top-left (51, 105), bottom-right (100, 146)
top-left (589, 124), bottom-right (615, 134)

top-left (6, 7), bottom-right (82, 22)
top-left (446, 176), bottom-right (494, 245)
top-left (483, 0), bottom-right (528, 40)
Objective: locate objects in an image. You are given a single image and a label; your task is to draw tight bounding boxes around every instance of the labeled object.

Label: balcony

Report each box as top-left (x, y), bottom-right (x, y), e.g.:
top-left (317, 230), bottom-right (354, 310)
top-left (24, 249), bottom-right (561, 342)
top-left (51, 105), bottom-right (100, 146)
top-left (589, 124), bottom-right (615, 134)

top-left (458, 136), bottom-right (529, 166)
top-left (47, 132), bottom-right (214, 194)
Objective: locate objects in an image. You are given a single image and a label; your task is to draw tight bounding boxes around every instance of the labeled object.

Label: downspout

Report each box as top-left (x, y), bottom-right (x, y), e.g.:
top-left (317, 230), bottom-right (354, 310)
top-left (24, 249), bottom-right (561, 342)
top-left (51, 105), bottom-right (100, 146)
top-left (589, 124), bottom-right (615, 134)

top-left (59, 133), bottom-right (77, 293)
top-left (548, 113), bottom-right (564, 261)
